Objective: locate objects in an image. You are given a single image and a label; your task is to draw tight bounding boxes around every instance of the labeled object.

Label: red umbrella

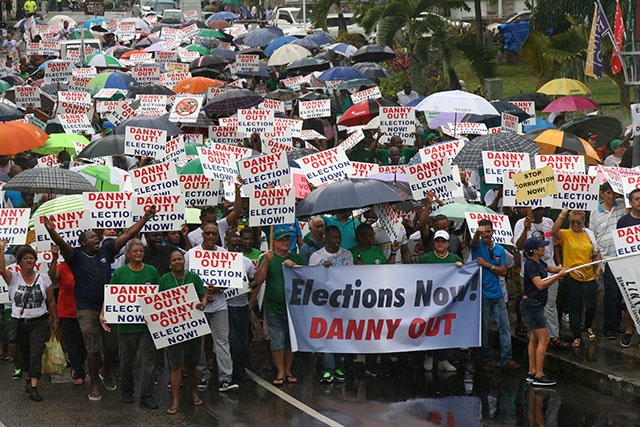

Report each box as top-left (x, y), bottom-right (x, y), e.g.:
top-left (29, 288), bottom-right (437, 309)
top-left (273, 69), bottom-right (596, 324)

top-left (542, 95), bottom-right (599, 112)
top-left (119, 49), bottom-right (150, 59)
top-left (337, 98), bottom-right (397, 127)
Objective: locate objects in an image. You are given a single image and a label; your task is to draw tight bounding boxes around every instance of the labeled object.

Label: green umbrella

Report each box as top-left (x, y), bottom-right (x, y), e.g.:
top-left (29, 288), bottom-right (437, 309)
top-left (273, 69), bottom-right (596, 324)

top-left (85, 53), bottom-right (124, 68)
top-left (31, 133), bottom-right (91, 155)
top-left (0, 80), bottom-right (12, 93)
top-left (185, 44), bottom-right (211, 55)
top-left (69, 28), bottom-right (96, 40)
top-left (29, 194), bottom-right (84, 228)
top-left (90, 88), bottom-right (127, 100)
top-left (222, 0), bottom-right (241, 6)
top-left (185, 143), bottom-right (204, 156)
top-left (178, 158), bottom-right (203, 175)
top-left (429, 202), bottom-right (496, 221)
top-left (70, 164), bottom-right (126, 192)
top-left (198, 29), bottom-right (227, 39)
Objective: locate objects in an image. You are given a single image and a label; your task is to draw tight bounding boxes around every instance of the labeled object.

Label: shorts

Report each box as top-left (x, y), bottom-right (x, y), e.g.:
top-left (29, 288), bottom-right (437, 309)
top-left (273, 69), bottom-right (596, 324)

top-left (265, 311), bottom-right (290, 351)
top-left (167, 337), bottom-right (202, 367)
top-left (77, 309), bottom-right (118, 354)
top-left (520, 297), bottom-right (547, 330)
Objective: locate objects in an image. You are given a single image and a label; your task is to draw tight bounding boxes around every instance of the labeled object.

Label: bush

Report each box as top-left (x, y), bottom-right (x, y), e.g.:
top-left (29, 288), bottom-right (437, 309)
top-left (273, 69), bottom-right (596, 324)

top-left (335, 33), bottom-right (367, 49)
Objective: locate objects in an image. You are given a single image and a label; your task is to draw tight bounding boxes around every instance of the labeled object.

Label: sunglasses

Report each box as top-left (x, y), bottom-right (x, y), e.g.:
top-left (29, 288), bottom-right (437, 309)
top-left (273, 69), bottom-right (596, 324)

top-left (203, 231), bottom-right (219, 236)
top-left (570, 220), bottom-right (583, 225)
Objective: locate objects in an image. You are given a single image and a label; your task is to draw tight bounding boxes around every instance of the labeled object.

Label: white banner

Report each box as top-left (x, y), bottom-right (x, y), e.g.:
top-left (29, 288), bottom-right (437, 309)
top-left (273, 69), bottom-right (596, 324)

top-left (500, 112), bottom-right (518, 133)
top-left (57, 91), bottom-right (92, 115)
top-left (131, 66), bottom-right (160, 85)
top-left (236, 54), bottom-right (259, 71)
top-left (163, 135), bottom-right (187, 165)
top-left (44, 60), bottom-right (72, 84)
top-left (208, 126), bottom-right (242, 145)
top-left (15, 86), bottom-right (40, 108)
top-left (632, 103), bottom-right (640, 137)
top-left (104, 284), bottom-right (158, 324)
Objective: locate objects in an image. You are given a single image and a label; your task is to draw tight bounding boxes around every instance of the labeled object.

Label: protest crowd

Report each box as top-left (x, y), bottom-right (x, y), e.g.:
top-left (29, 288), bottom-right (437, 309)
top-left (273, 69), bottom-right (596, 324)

top-left (0, 4), bottom-right (638, 417)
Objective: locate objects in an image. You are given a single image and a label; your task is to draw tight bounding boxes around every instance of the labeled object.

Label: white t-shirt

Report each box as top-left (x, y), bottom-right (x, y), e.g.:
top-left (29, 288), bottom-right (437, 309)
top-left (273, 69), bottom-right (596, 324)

top-left (513, 216), bottom-right (556, 273)
top-left (9, 273), bottom-right (51, 319)
top-left (309, 247), bottom-right (354, 266)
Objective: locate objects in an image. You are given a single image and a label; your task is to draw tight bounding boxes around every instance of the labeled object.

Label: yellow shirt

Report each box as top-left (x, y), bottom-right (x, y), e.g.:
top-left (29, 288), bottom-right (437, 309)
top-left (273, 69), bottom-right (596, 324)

top-left (557, 229), bottom-right (595, 281)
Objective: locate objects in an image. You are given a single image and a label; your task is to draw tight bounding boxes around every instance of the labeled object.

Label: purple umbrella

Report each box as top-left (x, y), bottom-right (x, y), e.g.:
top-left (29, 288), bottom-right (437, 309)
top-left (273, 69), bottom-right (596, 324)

top-left (427, 112), bottom-right (458, 129)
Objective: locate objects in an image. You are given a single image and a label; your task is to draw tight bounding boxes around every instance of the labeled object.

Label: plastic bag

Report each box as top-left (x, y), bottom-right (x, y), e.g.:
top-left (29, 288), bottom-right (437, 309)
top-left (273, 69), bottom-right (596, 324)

top-left (42, 336), bottom-right (66, 376)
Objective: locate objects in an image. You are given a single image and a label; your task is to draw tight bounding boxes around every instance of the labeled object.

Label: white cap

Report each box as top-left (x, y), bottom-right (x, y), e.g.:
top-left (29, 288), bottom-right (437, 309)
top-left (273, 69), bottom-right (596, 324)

top-left (434, 230), bottom-right (450, 241)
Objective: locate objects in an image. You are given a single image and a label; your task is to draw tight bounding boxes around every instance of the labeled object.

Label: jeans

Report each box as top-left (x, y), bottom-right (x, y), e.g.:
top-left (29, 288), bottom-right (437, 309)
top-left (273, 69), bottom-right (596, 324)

top-left (196, 310), bottom-right (233, 383)
top-left (603, 264), bottom-right (622, 333)
top-left (481, 298), bottom-right (513, 364)
top-left (59, 317), bottom-right (87, 378)
top-left (565, 276), bottom-right (597, 339)
top-left (228, 305), bottom-right (249, 378)
top-left (119, 332), bottom-right (156, 400)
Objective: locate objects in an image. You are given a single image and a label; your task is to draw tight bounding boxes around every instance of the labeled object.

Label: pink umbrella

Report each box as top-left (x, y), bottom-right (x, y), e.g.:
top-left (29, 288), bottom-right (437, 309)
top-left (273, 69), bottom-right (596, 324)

top-left (542, 95), bottom-right (599, 112)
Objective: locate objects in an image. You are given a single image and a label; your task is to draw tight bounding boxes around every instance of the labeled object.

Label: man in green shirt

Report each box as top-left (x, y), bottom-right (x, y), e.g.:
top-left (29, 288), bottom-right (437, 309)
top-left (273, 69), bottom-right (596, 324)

top-left (254, 229), bottom-right (304, 386)
top-left (370, 134), bottom-right (423, 165)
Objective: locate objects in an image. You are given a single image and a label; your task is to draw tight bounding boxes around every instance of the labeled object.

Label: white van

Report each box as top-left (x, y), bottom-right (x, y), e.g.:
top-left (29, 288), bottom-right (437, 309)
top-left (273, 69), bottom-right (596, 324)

top-left (59, 39), bottom-right (103, 60)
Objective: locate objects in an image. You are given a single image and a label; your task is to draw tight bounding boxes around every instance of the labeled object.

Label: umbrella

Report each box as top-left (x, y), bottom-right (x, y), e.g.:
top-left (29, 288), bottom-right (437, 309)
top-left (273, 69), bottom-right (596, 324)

top-left (267, 44), bottom-right (311, 66)
top-left (537, 78), bottom-right (591, 96)
top-left (198, 29), bottom-right (227, 39)
top-left (189, 55), bottom-right (228, 70)
top-left (264, 89), bottom-right (299, 102)
top-left (427, 112), bottom-right (458, 129)
top-left (415, 90), bottom-right (499, 115)
top-left (237, 47), bottom-right (266, 58)
top-left (127, 84), bottom-right (175, 97)
top-left (0, 103), bottom-right (24, 122)
top-left (4, 168), bottom-right (95, 195)
top-left (462, 101), bottom-right (531, 129)
top-left (453, 132), bottom-right (540, 169)
top-left (264, 35), bottom-right (297, 57)
top-left (222, 0), bottom-right (241, 7)
top-left (290, 38), bottom-right (319, 51)
top-left (208, 19), bottom-right (232, 30)
top-left (116, 115), bottom-right (182, 136)
top-left (210, 48), bottom-right (237, 61)
top-left (77, 134), bottom-right (125, 159)
top-left (304, 31), bottom-right (334, 46)
top-left (235, 61), bottom-right (271, 79)
top-left (286, 57), bottom-right (330, 74)
top-left (83, 17), bottom-right (107, 29)
top-left (352, 62), bottom-right (394, 79)
top-left (318, 66), bottom-right (367, 81)
top-left (560, 115), bottom-right (622, 148)
top-left (243, 27), bottom-right (285, 47)
top-left (85, 53), bottom-right (124, 69)
top-left (30, 195), bottom-right (83, 226)
top-left (120, 17), bottom-right (151, 32)
top-left (503, 93), bottom-right (550, 109)
top-left (528, 129), bottom-right (601, 163)
top-left (204, 88), bottom-right (263, 114)
top-left (352, 44), bottom-right (395, 63)
top-left (70, 164), bottom-right (129, 192)
top-left (178, 158), bottom-right (204, 175)
top-left (295, 177), bottom-right (406, 216)
top-left (542, 95), bottom-right (599, 112)
top-left (0, 73), bottom-right (24, 87)
top-left (327, 42), bottom-right (357, 58)
top-left (48, 15), bottom-right (76, 26)
top-left (31, 133), bottom-right (91, 155)
top-left (523, 118), bottom-right (556, 132)
top-left (336, 78), bottom-right (376, 90)
top-left (14, 17), bottom-right (42, 29)
top-left (430, 202), bottom-right (497, 221)
top-left (173, 76), bottom-right (223, 94)
top-left (0, 122), bottom-right (48, 155)
top-left (185, 44), bottom-right (211, 55)
top-left (87, 71), bottom-right (140, 90)
top-left (337, 98), bottom-right (397, 127)
top-left (207, 11), bottom-right (240, 21)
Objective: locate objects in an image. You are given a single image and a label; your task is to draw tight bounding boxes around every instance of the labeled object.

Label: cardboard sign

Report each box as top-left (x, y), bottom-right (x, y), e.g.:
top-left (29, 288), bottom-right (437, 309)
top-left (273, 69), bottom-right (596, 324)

top-left (297, 147), bottom-right (353, 186)
top-left (132, 194), bottom-right (186, 232)
top-left (103, 284), bottom-right (158, 324)
top-left (299, 99), bottom-right (331, 119)
top-left (338, 129), bottom-right (365, 151)
top-left (130, 162), bottom-right (181, 196)
top-left (236, 54), bottom-right (259, 71)
top-left (58, 113), bottom-right (94, 134)
top-left (0, 209), bottom-right (29, 245)
top-left (407, 159), bottom-right (462, 201)
top-left (534, 154), bottom-right (586, 174)
top-left (350, 86), bottom-right (382, 103)
top-left (166, 61), bottom-right (190, 72)
top-left (513, 166), bottom-right (557, 203)
top-left (131, 66), bottom-right (160, 85)
top-left (208, 126), bottom-right (242, 145)
top-left (502, 170), bottom-right (553, 208)
top-left (380, 107), bottom-right (416, 146)
top-left (482, 151), bottom-right (530, 184)
top-left (15, 86), bottom-right (40, 108)
top-left (237, 152), bottom-right (291, 191)
top-left (237, 109), bottom-right (275, 134)
top-left (249, 184), bottom-right (295, 227)
top-left (124, 126), bottom-right (168, 158)
top-left (501, 112), bottom-right (519, 133)
top-left (419, 139), bottom-right (465, 163)
top-left (139, 284), bottom-right (211, 349)
top-left (350, 161), bottom-right (380, 178)
top-left (83, 192), bottom-right (134, 229)
top-left (464, 212), bottom-right (513, 246)
top-left (57, 91), bottom-right (92, 115)
top-left (179, 174), bottom-right (222, 207)
top-left (44, 60), bottom-right (73, 84)
top-left (169, 94), bottom-right (204, 123)
top-left (34, 211), bottom-right (90, 252)
top-left (39, 41), bottom-right (60, 56)
top-left (552, 172), bottom-right (599, 211)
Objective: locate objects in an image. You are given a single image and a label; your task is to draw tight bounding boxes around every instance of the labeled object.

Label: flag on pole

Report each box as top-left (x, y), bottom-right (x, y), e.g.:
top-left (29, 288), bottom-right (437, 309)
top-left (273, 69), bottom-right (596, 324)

top-left (585, 2), bottom-right (611, 79)
top-left (611, 0), bottom-right (625, 74)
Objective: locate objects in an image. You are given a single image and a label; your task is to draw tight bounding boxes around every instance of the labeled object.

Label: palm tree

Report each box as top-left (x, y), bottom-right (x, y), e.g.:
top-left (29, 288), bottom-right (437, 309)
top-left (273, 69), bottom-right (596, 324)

top-left (311, 0), bottom-right (347, 34)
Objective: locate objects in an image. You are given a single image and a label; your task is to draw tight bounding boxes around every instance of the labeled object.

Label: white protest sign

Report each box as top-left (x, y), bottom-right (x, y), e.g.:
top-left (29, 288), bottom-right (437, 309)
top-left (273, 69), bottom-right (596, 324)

top-left (445, 122), bottom-right (488, 136)
top-left (131, 66), bottom-right (160, 85)
top-left (236, 54), bottom-right (259, 71)
top-left (510, 101), bottom-right (535, 125)
top-left (140, 284), bottom-right (210, 349)
top-left (238, 152), bottom-right (291, 191)
top-left (82, 192), bottom-right (134, 229)
top-left (169, 94), bottom-right (204, 123)
top-left (482, 151), bottom-right (530, 184)
top-left (378, 165), bottom-right (406, 175)
top-left (502, 170), bottom-right (553, 208)
top-left (259, 99), bottom-right (285, 113)
top-left (39, 41), bottom-right (59, 56)
top-left (407, 159), bottom-right (462, 201)
top-left (15, 86), bottom-right (40, 108)
top-left (297, 147), bottom-right (353, 186)
top-left (380, 106), bottom-right (416, 146)
top-left (104, 99), bottom-right (140, 125)
top-left (419, 139), bottom-right (465, 163)
top-left (337, 129), bottom-right (365, 151)
top-left (197, 146), bottom-right (245, 182)
top-left (208, 126), bottom-right (242, 145)
top-left (631, 103), bottom-right (640, 137)
top-left (136, 94), bottom-right (167, 112)
top-left (535, 154), bottom-right (586, 174)
top-left (350, 86), bottom-right (381, 103)
top-left (44, 60), bottom-right (73, 85)
top-left (613, 225), bottom-right (640, 256)
top-left (58, 114), bottom-right (94, 134)
top-left (0, 209), bottom-right (30, 245)
top-left (249, 184), bottom-right (296, 227)
top-left (552, 173), bottom-right (599, 211)
top-left (69, 76), bottom-right (92, 92)
top-left (129, 52), bottom-right (153, 64)
top-left (72, 66), bottom-right (97, 77)
top-left (57, 91), bottom-right (93, 115)
top-left (160, 71), bottom-right (191, 89)
top-left (298, 99), bottom-right (331, 119)
top-left (132, 194), bottom-right (186, 232)
top-left (464, 212), bottom-right (514, 246)
top-left (163, 135), bottom-right (187, 165)
top-left (124, 126), bottom-right (168, 159)
top-left (130, 162), bottom-right (180, 196)
top-left (273, 117), bottom-right (303, 138)
top-left (188, 249), bottom-right (244, 288)
top-left (34, 211), bottom-right (90, 252)
top-left (179, 175), bottom-right (222, 206)
top-left (36, 154), bottom-right (59, 168)
top-left (224, 25), bottom-right (247, 39)
top-left (155, 50), bottom-right (178, 64)
top-left (166, 62), bottom-right (190, 72)
top-left (103, 284), bottom-right (158, 324)
top-left (0, 275), bottom-right (8, 304)
top-left (350, 161), bottom-right (379, 178)
top-left (178, 50), bottom-right (200, 63)
top-left (372, 203), bottom-right (402, 245)
top-left (622, 175), bottom-right (640, 208)
top-left (262, 139), bottom-right (295, 155)
top-left (237, 109), bottom-right (275, 134)
top-left (116, 22), bottom-right (136, 41)
top-left (501, 112), bottom-right (519, 133)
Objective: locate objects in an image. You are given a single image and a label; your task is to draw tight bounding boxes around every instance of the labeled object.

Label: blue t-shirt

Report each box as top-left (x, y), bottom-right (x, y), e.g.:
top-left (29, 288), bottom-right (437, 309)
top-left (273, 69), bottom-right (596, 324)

top-left (523, 258), bottom-right (548, 305)
top-left (68, 239), bottom-right (116, 310)
top-left (471, 240), bottom-right (506, 300)
top-left (323, 215), bottom-right (360, 250)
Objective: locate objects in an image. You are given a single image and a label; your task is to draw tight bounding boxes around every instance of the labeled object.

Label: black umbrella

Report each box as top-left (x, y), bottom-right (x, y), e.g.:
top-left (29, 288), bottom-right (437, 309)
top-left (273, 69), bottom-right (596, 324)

top-left (4, 167), bottom-right (95, 195)
top-left (204, 88), bottom-right (263, 115)
top-left (264, 89), bottom-right (298, 102)
top-left (503, 93), bottom-right (551, 110)
top-left (285, 57), bottom-right (331, 74)
top-left (127, 84), bottom-right (175, 97)
top-left (560, 115), bottom-right (622, 148)
top-left (243, 27), bottom-right (284, 47)
top-left (189, 54), bottom-right (229, 70)
top-left (0, 103), bottom-right (24, 122)
top-left (453, 132), bottom-right (540, 169)
top-left (237, 47), bottom-right (266, 58)
top-left (115, 115), bottom-right (182, 136)
top-left (295, 177), bottom-right (406, 216)
top-left (352, 44), bottom-right (395, 63)
top-left (351, 62), bottom-right (394, 79)
top-left (76, 134), bottom-right (125, 159)
top-left (210, 47), bottom-right (237, 61)
top-left (191, 68), bottom-right (227, 79)
top-left (184, 19), bottom-right (209, 28)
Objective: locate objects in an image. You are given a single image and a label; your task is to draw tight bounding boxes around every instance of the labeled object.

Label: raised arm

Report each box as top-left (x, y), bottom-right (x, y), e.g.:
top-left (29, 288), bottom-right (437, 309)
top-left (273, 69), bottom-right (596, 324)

top-left (551, 207), bottom-right (568, 242)
top-left (0, 240), bottom-right (12, 285)
top-left (42, 216), bottom-right (75, 262)
top-left (48, 245), bottom-right (60, 281)
top-left (114, 204), bottom-right (157, 253)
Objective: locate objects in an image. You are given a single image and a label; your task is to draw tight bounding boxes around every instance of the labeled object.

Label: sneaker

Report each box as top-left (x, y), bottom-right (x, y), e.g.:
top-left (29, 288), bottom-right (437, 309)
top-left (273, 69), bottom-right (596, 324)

top-left (532, 375), bottom-right (557, 386)
top-left (197, 378), bottom-right (208, 391)
top-left (333, 369), bottom-right (346, 382)
top-left (423, 356), bottom-right (433, 371)
top-left (621, 333), bottom-right (632, 348)
top-left (320, 370), bottom-right (333, 383)
top-left (12, 369), bottom-right (21, 380)
top-left (526, 373), bottom-right (535, 383)
top-left (219, 379), bottom-right (239, 392)
top-left (439, 360), bottom-right (457, 372)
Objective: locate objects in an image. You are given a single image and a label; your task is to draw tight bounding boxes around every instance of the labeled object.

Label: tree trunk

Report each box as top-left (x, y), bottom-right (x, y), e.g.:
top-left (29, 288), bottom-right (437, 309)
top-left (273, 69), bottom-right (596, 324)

top-left (474, 0), bottom-right (483, 44)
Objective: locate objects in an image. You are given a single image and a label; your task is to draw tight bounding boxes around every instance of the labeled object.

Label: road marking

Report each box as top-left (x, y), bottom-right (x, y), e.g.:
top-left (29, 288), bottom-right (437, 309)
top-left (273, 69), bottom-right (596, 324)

top-left (246, 369), bottom-right (345, 427)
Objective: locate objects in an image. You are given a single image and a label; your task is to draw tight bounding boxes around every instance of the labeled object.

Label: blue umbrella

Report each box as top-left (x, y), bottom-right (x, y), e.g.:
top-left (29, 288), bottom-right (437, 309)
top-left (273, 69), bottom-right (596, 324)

top-left (14, 17), bottom-right (42, 30)
top-left (207, 11), bottom-right (240, 21)
top-left (291, 38), bottom-right (319, 51)
top-left (264, 35), bottom-right (296, 57)
top-left (243, 27), bottom-right (285, 48)
top-left (38, 59), bottom-right (77, 71)
top-left (523, 118), bottom-right (556, 132)
top-left (83, 17), bottom-right (107, 29)
top-left (317, 66), bottom-right (366, 81)
top-left (210, 47), bottom-right (237, 61)
top-left (406, 97), bottom-right (425, 107)
top-left (305, 31), bottom-right (334, 46)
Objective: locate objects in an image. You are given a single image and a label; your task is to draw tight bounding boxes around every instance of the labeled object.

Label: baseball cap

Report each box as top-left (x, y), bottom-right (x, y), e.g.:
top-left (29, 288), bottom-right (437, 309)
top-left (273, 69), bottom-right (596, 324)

top-left (273, 229), bottom-right (291, 240)
top-left (524, 238), bottom-right (550, 252)
top-left (611, 139), bottom-right (624, 149)
top-left (433, 230), bottom-right (450, 241)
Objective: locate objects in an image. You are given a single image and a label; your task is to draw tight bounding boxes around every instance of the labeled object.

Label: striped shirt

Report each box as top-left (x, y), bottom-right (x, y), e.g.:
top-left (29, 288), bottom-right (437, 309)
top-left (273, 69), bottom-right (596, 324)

top-left (590, 199), bottom-right (626, 258)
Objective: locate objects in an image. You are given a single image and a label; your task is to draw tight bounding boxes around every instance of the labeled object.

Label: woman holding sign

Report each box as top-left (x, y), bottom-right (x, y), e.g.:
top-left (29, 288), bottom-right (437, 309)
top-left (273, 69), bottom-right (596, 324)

top-left (159, 249), bottom-right (207, 415)
top-left (0, 242), bottom-right (58, 402)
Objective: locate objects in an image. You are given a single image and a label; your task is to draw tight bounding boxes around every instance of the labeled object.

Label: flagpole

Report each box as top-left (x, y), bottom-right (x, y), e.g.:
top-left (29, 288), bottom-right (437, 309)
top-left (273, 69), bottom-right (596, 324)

top-left (546, 251), bottom-right (638, 282)
top-left (596, 0), bottom-right (624, 63)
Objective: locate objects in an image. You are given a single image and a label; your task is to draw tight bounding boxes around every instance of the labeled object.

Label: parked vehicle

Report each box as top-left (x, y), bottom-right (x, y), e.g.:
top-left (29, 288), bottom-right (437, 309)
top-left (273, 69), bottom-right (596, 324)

top-left (132, 0), bottom-right (154, 17)
top-left (160, 9), bottom-right (183, 24)
top-left (486, 10), bottom-right (531, 37)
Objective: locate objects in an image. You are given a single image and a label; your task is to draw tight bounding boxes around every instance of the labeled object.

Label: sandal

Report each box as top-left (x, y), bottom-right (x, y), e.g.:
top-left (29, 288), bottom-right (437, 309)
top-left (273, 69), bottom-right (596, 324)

top-left (88, 392), bottom-right (102, 401)
top-left (587, 328), bottom-right (596, 342)
top-left (166, 407), bottom-right (179, 415)
top-left (550, 338), bottom-right (571, 350)
top-left (285, 375), bottom-right (298, 384)
top-left (99, 372), bottom-right (117, 391)
top-left (272, 377), bottom-right (285, 386)
top-left (571, 338), bottom-right (582, 348)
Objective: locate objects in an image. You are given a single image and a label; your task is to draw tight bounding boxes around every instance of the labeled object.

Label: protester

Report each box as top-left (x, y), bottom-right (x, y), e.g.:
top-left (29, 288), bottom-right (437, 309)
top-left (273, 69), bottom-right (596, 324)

top-left (603, 139), bottom-right (626, 167)
top-left (299, 216), bottom-right (326, 264)
top-left (396, 82), bottom-right (419, 106)
top-left (617, 188), bottom-right (640, 347)
top-left (188, 206), bottom-right (219, 248)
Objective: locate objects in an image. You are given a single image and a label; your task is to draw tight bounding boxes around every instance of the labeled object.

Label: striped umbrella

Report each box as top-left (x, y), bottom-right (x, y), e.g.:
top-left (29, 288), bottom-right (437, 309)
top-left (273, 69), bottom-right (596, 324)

top-left (29, 195), bottom-right (84, 228)
top-left (85, 53), bottom-right (124, 69)
top-left (88, 71), bottom-right (140, 90)
top-left (4, 168), bottom-right (96, 195)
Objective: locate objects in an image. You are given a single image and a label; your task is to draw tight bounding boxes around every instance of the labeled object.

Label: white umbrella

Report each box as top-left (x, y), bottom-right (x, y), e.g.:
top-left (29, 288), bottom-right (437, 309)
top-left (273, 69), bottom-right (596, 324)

top-left (48, 14), bottom-right (77, 26)
top-left (267, 44), bottom-right (312, 66)
top-left (120, 17), bottom-right (151, 32)
top-left (414, 90), bottom-right (499, 115)
top-left (327, 42), bottom-right (357, 58)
